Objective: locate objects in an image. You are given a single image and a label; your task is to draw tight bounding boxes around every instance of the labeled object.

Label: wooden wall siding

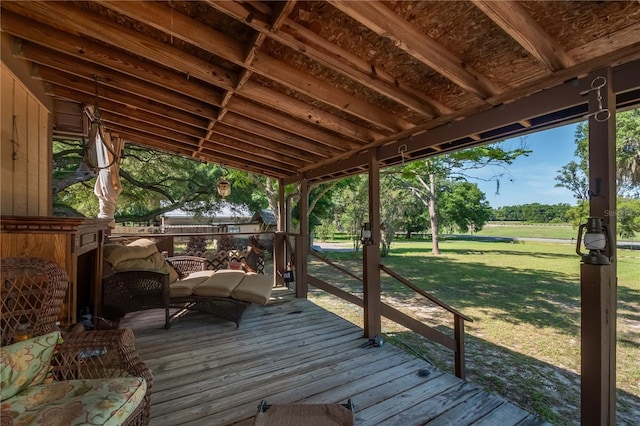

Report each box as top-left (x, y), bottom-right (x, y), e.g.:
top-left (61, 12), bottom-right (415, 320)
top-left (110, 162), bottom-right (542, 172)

top-left (1, 63), bottom-right (51, 216)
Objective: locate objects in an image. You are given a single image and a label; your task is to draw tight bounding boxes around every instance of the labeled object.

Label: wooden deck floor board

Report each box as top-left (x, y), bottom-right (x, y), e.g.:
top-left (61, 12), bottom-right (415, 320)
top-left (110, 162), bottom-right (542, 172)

top-left (154, 341), bottom-right (402, 424)
top-left (152, 330), bottom-right (367, 403)
top-left (420, 389), bottom-right (505, 426)
top-left (149, 317), bottom-right (357, 379)
top-left (120, 297), bottom-right (549, 425)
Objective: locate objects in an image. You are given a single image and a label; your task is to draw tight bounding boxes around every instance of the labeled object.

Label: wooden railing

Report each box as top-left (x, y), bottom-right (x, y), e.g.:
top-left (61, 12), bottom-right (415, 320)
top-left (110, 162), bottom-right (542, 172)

top-left (308, 250), bottom-right (472, 379)
top-left (379, 264), bottom-right (472, 379)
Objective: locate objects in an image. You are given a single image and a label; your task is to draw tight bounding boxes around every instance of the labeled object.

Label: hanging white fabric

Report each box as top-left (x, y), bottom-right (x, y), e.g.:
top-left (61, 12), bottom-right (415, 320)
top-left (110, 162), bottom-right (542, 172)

top-left (93, 128), bottom-right (123, 229)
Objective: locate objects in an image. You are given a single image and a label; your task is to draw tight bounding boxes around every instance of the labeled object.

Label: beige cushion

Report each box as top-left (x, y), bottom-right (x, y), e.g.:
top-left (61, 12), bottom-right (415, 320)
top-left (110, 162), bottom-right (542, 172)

top-left (192, 270), bottom-right (246, 298)
top-left (170, 275), bottom-right (210, 298)
top-left (184, 270), bottom-right (217, 280)
top-left (104, 241), bottom-right (157, 266)
top-left (231, 273), bottom-right (273, 305)
top-left (104, 239), bottom-right (179, 283)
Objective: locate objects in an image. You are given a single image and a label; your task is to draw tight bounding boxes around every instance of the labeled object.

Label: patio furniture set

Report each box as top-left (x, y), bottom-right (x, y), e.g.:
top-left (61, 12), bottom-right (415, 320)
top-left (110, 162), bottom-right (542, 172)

top-left (1, 238), bottom-right (274, 425)
top-left (101, 238), bottom-right (274, 329)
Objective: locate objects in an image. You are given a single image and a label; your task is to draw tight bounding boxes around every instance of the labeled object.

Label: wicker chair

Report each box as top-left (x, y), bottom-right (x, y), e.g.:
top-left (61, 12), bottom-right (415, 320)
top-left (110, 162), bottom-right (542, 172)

top-left (1, 257), bottom-right (152, 426)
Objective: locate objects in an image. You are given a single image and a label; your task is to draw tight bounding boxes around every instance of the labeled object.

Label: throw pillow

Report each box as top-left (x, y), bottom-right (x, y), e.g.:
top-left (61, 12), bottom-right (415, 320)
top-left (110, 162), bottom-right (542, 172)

top-left (0, 331), bottom-right (61, 400)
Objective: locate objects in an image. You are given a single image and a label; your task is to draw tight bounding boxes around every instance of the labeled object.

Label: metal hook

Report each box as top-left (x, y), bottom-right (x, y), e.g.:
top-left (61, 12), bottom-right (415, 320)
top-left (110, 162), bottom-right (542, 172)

top-left (580, 76), bottom-right (607, 96)
top-left (590, 75), bottom-right (607, 91)
top-left (398, 144), bottom-right (408, 165)
top-left (592, 109), bottom-right (611, 122)
top-left (581, 75), bottom-right (610, 122)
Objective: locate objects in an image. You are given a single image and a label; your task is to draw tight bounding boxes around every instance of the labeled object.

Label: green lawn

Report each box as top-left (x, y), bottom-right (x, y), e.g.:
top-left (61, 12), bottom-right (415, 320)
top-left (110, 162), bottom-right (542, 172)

top-left (328, 222), bottom-right (637, 242)
top-left (472, 223), bottom-right (578, 239)
top-left (307, 240), bottom-right (640, 425)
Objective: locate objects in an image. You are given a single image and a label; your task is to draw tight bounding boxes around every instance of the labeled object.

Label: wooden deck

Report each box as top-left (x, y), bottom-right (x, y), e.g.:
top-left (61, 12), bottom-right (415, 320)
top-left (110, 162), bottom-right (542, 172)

top-left (121, 291), bottom-right (549, 426)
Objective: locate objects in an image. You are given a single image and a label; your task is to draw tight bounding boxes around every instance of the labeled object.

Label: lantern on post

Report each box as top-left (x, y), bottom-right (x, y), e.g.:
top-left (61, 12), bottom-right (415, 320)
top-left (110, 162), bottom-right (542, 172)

top-left (360, 222), bottom-right (373, 246)
top-left (576, 217), bottom-right (612, 265)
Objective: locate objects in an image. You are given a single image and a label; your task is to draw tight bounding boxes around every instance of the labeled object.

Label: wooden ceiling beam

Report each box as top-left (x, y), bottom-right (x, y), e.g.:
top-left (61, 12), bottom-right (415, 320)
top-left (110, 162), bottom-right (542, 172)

top-left (204, 133), bottom-right (300, 172)
top-left (300, 58), bottom-right (640, 183)
top-left (16, 30), bottom-right (363, 156)
top-left (28, 56), bottom-right (219, 118)
top-left (226, 97), bottom-right (359, 152)
top-left (1, 2), bottom-right (237, 90)
top-left (100, 116), bottom-right (201, 148)
top-left (207, 0), bottom-right (450, 118)
top-left (472, 0), bottom-right (575, 72)
top-left (47, 83), bottom-right (209, 131)
top-left (220, 112), bottom-right (335, 159)
top-left (48, 85), bottom-right (209, 136)
top-left (98, 0), bottom-right (412, 132)
top-left (330, 0), bottom-right (502, 100)
top-left (239, 81), bottom-right (386, 143)
top-left (199, 140), bottom-right (294, 176)
top-left (115, 129), bottom-right (287, 178)
top-left (98, 110), bottom-right (205, 140)
top-left (4, 2), bottom-right (385, 148)
top-left (250, 50), bottom-right (411, 133)
top-left (1, 10), bottom-right (226, 107)
top-left (568, 21), bottom-right (640, 62)
top-left (212, 123), bottom-right (318, 164)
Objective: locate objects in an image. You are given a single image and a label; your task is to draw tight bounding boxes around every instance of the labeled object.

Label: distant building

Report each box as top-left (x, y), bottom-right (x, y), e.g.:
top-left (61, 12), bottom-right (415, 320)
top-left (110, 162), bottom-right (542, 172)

top-left (161, 204), bottom-right (277, 234)
top-left (250, 209), bottom-right (278, 232)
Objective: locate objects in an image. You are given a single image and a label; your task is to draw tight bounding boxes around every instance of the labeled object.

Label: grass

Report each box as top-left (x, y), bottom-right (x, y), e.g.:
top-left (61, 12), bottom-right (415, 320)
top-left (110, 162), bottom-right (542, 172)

top-left (472, 223), bottom-right (578, 239)
top-left (306, 239), bottom-right (640, 425)
top-left (328, 222), bottom-right (638, 241)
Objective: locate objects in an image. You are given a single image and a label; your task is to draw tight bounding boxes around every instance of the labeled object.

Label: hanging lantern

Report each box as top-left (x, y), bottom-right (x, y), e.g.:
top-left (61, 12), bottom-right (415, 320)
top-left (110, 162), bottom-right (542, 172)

top-left (216, 177), bottom-right (231, 200)
top-left (216, 165), bottom-right (231, 200)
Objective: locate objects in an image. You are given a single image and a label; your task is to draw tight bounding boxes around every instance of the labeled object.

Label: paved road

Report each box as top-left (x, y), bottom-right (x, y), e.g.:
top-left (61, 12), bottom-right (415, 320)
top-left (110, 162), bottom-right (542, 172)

top-left (313, 235), bottom-right (639, 251)
top-left (447, 234), bottom-right (640, 249)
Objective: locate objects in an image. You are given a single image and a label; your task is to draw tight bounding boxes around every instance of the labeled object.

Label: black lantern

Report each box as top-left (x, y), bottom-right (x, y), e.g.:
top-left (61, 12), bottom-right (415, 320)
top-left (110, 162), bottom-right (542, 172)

top-left (360, 222), bottom-right (373, 246)
top-left (283, 262), bottom-right (294, 286)
top-left (576, 217), bottom-right (612, 265)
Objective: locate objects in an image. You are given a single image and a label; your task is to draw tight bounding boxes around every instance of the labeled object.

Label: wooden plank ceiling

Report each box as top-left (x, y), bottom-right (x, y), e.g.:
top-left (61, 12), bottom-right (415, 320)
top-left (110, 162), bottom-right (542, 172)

top-left (2, 1), bottom-right (640, 184)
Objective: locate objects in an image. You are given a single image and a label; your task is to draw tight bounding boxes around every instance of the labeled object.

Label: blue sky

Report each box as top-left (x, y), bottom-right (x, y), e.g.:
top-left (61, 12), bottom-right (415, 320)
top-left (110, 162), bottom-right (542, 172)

top-left (470, 123), bottom-right (580, 208)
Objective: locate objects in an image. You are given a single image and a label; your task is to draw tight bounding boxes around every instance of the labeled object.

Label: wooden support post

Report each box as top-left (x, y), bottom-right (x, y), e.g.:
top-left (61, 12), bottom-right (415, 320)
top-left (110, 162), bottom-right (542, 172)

top-left (581, 66), bottom-right (617, 426)
top-left (278, 178), bottom-right (286, 232)
top-left (581, 263), bottom-right (615, 425)
top-left (295, 179), bottom-right (309, 299)
top-left (363, 149), bottom-right (381, 338)
top-left (274, 179), bottom-right (286, 286)
top-left (273, 232), bottom-right (285, 287)
top-left (454, 315), bottom-right (466, 379)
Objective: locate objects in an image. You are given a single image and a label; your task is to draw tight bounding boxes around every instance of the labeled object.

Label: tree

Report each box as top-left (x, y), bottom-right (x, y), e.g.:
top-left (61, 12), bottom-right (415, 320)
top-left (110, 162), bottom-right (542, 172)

top-left (399, 141), bottom-right (530, 254)
top-left (379, 173), bottom-right (416, 256)
top-left (555, 108), bottom-right (640, 200)
top-left (332, 176), bottom-right (369, 255)
top-left (438, 181), bottom-right (492, 233)
top-left (53, 139), bottom-right (265, 223)
top-left (615, 198), bottom-right (640, 239)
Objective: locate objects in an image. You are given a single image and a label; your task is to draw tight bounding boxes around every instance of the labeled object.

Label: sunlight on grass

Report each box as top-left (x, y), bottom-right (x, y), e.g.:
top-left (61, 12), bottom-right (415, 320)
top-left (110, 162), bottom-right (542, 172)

top-left (308, 239), bottom-right (640, 425)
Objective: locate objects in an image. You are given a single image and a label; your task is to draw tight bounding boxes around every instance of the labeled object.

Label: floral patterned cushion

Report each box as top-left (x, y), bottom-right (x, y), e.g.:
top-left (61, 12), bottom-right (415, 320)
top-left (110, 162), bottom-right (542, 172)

top-left (1, 377), bottom-right (147, 426)
top-left (0, 331), bottom-right (61, 400)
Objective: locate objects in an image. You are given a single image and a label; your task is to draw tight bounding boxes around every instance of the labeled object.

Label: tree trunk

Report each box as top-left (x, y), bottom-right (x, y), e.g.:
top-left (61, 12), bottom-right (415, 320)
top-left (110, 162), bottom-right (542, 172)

top-left (429, 172), bottom-right (441, 255)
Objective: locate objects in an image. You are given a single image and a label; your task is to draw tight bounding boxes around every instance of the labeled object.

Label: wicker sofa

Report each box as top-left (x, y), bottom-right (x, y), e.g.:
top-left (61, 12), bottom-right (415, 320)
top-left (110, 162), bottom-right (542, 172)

top-left (1, 257), bottom-right (152, 426)
top-left (102, 239), bottom-right (274, 329)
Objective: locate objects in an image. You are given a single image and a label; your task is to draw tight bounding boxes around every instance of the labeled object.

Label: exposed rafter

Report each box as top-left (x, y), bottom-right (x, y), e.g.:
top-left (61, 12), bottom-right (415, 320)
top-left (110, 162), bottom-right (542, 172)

top-left (1, 0), bottom-right (639, 182)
